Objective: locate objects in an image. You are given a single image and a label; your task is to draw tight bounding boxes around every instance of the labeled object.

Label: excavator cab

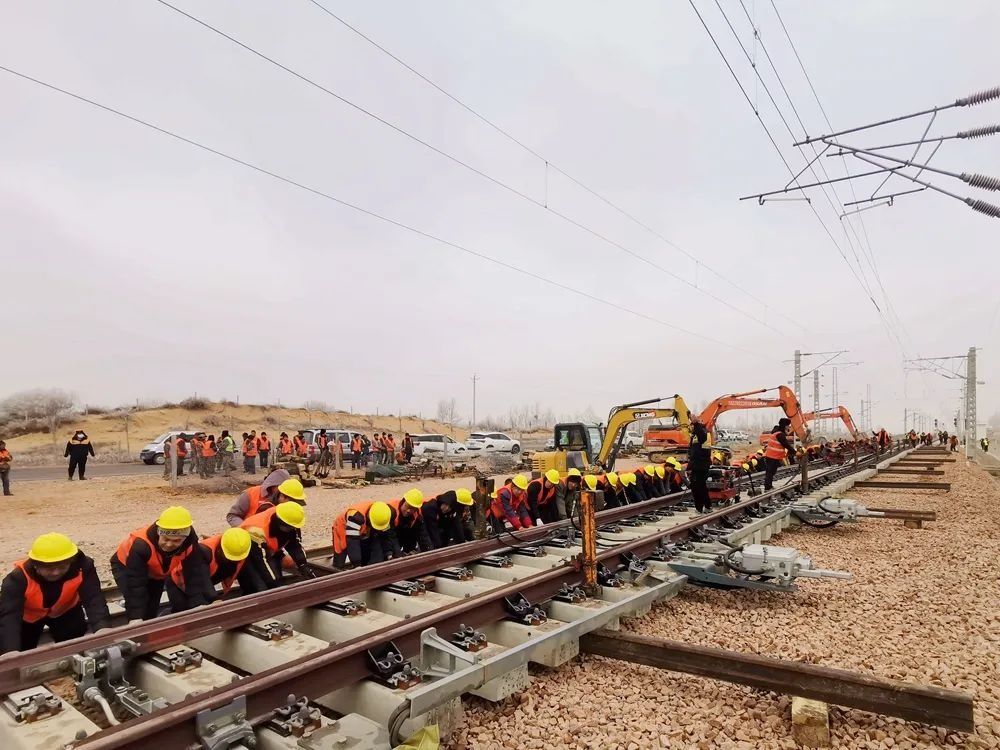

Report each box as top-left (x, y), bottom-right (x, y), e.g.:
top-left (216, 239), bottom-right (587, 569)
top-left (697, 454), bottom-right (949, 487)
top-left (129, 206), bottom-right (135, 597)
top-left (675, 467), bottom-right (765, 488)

top-left (534, 423), bottom-right (605, 473)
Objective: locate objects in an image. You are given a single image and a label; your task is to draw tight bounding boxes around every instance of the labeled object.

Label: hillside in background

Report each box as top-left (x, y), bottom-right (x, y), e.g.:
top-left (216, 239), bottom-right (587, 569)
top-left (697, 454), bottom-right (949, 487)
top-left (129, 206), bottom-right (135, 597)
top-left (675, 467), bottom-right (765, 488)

top-left (3, 402), bottom-right (475, 464)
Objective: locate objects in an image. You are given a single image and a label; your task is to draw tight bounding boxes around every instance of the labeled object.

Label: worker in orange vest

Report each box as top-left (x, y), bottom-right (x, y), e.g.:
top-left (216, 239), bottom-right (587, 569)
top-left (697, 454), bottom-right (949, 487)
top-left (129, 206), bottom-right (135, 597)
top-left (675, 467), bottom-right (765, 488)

top-left (256, 431), bottom-right (271, 469)
top-left (388, 490), bottom-right (433, 554)
top-left (278, 432), bottom-right (293, 458)
top-left (350, 434), bottom-right (363, 469)
top-left (0, 440), bottom-right (12, 496)
top-left (242, 433), bottom-right (258, 475)
top-left (241, 503), bottom-right (315, 588)
top-left (331, 500), bottom-right (400, 567)
top-left (190, 433), bottom-right (205, 478)
top-left (489, 475), bottom-right (533, 532)
top-left (526, 470), bottom-right (561, 525)
top-left (385, 434), bottom-right (397, 465)
top-left (177, 528), bottom-right (263, 598)
top-left (763, 418), bottom-right (794, 491)
top-left (293, 431), bottom-right (309, 458)
top-left (200, 434), bottom-right (217, 477)
top-left (596, 471), bottom-right (623, 508)
top-left (1, 533), bottom-right (110, 653)
top-left (110, 506), bottom-right (214, 621)
top-left (226, 469), bottom-right (300, 526)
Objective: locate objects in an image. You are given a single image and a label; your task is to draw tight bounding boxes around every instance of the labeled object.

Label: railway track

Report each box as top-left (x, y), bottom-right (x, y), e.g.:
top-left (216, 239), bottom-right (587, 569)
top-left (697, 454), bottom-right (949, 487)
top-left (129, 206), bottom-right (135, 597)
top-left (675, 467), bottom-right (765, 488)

top-left (2, 444), bottom-right (949, 750)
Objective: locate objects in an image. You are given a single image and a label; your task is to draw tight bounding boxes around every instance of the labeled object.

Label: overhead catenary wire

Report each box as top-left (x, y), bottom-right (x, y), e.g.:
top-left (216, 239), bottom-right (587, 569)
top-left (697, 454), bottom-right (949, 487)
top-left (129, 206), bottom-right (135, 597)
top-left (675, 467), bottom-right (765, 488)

top-left (689, 0), bottom-right (904, 350)
top-left (825, 141), bottom-right (1000, 192)
top-left (149, 0), bottom-right (787, 336)
top-left (299, 0), bottom-right (805, 333)
top-left (0, 63), bottom-right (768, 357)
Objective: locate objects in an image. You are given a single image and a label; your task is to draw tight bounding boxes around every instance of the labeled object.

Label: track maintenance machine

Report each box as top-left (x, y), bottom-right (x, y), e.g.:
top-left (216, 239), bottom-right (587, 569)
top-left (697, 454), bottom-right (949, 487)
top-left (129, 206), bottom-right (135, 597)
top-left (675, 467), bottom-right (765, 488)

top-left (803, 406), bottom-right (862, 441)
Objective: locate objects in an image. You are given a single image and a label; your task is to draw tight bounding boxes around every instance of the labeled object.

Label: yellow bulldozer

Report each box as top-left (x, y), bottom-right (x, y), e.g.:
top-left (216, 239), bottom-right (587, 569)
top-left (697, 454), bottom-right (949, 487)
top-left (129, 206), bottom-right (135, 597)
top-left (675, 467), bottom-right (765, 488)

top-left (531, 395), bottom-right (691, 474)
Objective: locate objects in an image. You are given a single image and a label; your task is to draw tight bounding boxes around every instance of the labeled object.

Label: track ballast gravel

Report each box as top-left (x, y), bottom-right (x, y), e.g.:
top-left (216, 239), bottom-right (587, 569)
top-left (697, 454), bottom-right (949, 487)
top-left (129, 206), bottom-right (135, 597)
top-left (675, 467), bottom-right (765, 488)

top-left (451, 456), bottom-right (1000, 749)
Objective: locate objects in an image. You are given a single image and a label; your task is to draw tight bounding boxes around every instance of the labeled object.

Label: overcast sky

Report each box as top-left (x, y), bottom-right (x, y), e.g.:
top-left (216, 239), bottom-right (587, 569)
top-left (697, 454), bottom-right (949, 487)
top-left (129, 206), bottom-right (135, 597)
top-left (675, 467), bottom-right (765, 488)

top-left (3, 0), bottom-right (997, 432)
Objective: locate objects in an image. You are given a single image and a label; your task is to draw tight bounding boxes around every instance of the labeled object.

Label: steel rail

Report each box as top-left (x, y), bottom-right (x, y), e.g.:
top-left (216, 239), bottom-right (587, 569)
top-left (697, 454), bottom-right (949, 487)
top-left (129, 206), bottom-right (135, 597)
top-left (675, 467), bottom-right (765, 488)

top-left (0, 446), bottom-right (889, 696)
top-left (67, 451), bottom-right (899, 749)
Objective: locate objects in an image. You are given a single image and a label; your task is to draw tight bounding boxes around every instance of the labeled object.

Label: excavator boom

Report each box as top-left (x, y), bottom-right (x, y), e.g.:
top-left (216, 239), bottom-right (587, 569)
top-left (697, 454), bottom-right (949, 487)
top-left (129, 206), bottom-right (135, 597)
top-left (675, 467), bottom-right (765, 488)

top-left (803, 406), bottom-right (861, 440)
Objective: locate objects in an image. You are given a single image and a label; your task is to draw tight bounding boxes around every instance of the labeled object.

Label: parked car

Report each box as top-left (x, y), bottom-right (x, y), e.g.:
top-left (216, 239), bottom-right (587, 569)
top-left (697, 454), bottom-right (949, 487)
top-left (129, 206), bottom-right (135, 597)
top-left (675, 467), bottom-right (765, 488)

top-left (411, 434), bottom-right (468, 456)
top-left (298, 428), bottom-right (351, 458)
top-left (623, 430), bottom-right (643, 450)
top-left (140, 430), bottom-right (203, 465)
top-left (465, 432), bottom-right (521, 453)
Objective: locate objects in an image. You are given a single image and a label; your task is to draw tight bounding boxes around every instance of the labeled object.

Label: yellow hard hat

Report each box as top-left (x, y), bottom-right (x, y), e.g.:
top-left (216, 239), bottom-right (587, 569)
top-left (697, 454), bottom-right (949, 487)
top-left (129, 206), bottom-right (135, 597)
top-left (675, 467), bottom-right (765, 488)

top-left (741, 463), bottom-right (750, 471)
top-left (220, 528), bottom-right (252, 561)
top-left (645, 464), bottom-right (656, 476)
top-left (277, 478), bottom-right (307, 503)
top-left (567, 468), bottom-right (582, 477)
top-left (606, 471), bottom-right (619, 485)
top-left (455, 488), bottom-right (474, 506)
top-left (157, 506), bottom-right (193, 530)
top-left (512, 474), bottom-right (529, 491)
top-left (369, 501), bottom-right (392, 531)
top-left (622, 472), bottom-right (637, 486)
top-left (544, 469), bottom-right (560, 484)
top-left (402, 489), bottom-right (424, 508)
top-left (583, 474), bottom-right (599, 491)
top-left (666, 458), bottom-right (682, 470)
top-left (28, 533), bottom-right (78, 564)
top-left (275, 501), bottom-right (305, 529)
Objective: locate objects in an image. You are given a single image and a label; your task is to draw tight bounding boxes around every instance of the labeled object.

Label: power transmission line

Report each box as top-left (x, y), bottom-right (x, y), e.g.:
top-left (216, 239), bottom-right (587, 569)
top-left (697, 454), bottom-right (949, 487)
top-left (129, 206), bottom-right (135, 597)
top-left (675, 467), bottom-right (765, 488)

top-left (0, 63), bottom-right (765, 357)
top-left (687, 0), bottom-right (909, 354)
top-left (150, 0), bottom-right (788, 335)
top-left (299, 0), bottom-right (805, 333)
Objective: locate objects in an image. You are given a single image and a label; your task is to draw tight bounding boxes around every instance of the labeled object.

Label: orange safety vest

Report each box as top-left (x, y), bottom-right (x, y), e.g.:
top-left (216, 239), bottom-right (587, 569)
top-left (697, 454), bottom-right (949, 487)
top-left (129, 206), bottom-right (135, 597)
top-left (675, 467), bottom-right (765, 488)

top-left (351, 437), bottom-right (362, 452)
top-left (763, 433), bottom-right (787, 460)
top-left (489, 485), bottom-right (526, 519)
top-left (0, 449), bottom-right (11, 462)
top-left (387, 497), bottom-right (422, 528)
top-left (14, 560), bottom-right (83, 623)
top-left (332, 500), bottom-right (394, 555)
top-left (176, 439), bottom-right (188, 458)
top-left (279, 438), bottom-right (293, 455)
top-left (527, 478), bottom-right (556, 506)
top-left (115, 527), bottom-right (193, 581)
top-left (201, 440), bottom-right (216, 458)
top-left (317, 434), bottom-right (329, 450)
top-left (243, 439), bottom-right (258, 457)
top-left (386, 437), bottom-right (396, 451)
top-left (241, 507), bottom-right (282, 554)
top-left (293, 437), bottom-right (308, 456)
top-left (257, 436), bottom-right (271, 452)
top-left (174, 536), bottom-right (244, 594)
top-left (243, 485), bottom-right (272, 518)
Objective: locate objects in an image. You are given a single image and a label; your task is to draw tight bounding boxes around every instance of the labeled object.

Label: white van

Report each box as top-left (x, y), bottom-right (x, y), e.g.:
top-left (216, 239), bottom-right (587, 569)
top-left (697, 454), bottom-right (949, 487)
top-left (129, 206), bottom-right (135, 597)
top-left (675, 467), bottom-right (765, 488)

top-left (139, 430), bottom-right (203, 464)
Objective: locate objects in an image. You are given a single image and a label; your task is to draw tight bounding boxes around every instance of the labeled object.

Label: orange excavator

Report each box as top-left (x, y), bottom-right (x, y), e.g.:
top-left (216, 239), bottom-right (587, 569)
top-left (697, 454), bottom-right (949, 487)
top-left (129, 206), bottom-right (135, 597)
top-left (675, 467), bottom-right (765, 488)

top-left (803, 406), bottom-right (861, 441)
top-left (644, 386), bottom-right (811, 453)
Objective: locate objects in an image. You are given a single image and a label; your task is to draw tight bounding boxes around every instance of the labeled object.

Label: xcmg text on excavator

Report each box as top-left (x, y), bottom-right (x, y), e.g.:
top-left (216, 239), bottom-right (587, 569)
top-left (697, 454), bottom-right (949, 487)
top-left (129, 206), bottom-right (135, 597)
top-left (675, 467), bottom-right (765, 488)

top-left (803, 406), bottom-right (861, 441)
top-left (531, 395), bottom-right (691, 474)
top-left (644, 386), bottom-right (811, 452)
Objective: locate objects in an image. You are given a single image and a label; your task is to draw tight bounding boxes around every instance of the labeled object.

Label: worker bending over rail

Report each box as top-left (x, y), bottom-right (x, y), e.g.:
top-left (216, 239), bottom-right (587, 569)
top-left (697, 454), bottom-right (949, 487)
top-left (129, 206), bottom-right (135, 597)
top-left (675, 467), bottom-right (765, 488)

top-left (526, 470), bottom-right (561, 524)
top-left (554, 469), bottom-right (583, 520)
top-left (332, 500), bottom-right (400, 567)
top-left (1, 533), bottom-right (110, 653)
top-left (423, 489), bottom-right (476, 547)
top-left (178, 528), bottom-right (265, 599)
top-left (388, 489), bottom-right (433, 555)
top-left (111, 506), bottom-right (214, 622)
top-left (226, 470), bottom-right (303, 526)
top-left (488, 474), bottom-right (534, 531)
top-left (241, 502), bottom-right (315, 589)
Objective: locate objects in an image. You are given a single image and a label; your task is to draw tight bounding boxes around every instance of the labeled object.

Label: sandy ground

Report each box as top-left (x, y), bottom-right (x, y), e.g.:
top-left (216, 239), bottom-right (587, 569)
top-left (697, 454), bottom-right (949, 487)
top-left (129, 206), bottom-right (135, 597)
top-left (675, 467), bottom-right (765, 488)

top-left (451, 456), bottom-right (1000, 749)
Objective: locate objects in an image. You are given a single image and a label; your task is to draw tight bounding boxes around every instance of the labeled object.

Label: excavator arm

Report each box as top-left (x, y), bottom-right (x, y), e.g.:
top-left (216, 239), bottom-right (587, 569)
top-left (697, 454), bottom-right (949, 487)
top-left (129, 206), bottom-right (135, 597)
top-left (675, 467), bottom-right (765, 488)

top-left (699, 386), bottom-right (810, 442)
top-left (597, 395), bottom-right (691, 470)
top-left (803, 406), bottom-right (860, 440)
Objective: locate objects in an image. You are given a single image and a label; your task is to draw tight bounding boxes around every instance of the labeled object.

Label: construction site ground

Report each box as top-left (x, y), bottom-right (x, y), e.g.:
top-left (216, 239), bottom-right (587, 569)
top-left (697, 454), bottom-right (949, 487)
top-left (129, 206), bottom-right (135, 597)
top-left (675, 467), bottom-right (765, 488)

top-left (451, 456), bottom-right (1000, 750)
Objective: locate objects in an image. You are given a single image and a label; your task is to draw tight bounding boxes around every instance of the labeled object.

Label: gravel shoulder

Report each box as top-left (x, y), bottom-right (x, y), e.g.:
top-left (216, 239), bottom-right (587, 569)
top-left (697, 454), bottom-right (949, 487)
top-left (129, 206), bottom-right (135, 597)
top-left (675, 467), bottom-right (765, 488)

top-left (453, 457), bottom-right (1000, 749)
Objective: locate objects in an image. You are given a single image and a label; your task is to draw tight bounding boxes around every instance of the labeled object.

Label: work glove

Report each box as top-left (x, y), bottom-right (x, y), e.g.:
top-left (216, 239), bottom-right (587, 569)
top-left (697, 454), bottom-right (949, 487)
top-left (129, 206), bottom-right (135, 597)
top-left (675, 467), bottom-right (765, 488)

top-left (246, 526), bottom-right (267, 546)
top-left (127, 619), bottom-right (143, 626)
top-left (504, 519), bottom-right (517, 531)
top-left (535, 518), bottom-right (543, 527)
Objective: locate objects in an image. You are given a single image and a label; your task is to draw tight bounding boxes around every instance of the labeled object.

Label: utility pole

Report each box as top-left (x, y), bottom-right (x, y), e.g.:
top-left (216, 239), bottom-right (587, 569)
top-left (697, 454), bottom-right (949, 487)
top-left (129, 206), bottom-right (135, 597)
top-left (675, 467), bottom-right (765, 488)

top-left (471, 373), bottom-right (478, 428)
top-left (860, 399), bottom-right (865, 432)
top-left (966, 346), bottom-right (977, 448)
top-left (794, 349), bottom-right (802, 404)
top-left (866, 384), bottom-right (872, 431)
top-left (812, 370), bottom-right (820, 415)
top-left (904, 408), bottom-right (908, 434)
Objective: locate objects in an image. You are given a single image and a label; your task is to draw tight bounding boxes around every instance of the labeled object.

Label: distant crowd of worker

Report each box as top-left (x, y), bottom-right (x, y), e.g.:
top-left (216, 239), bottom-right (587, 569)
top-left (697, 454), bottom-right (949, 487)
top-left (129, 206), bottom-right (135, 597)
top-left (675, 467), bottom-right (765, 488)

top-left (159, 429), bottom-right (417, 480)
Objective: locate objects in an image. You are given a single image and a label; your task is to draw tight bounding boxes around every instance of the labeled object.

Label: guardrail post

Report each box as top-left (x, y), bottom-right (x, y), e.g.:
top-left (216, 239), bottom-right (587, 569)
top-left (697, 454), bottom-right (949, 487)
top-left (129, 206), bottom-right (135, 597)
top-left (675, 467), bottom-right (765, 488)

top-left (580, 489), bottom-right (598, 594)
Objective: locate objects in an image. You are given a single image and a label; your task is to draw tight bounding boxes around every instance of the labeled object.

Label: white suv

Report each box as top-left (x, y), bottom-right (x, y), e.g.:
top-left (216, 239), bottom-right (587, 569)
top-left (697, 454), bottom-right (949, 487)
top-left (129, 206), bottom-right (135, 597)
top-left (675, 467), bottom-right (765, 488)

top-left (466, 432), bottom-right (521, 453)
top-left (411, 434), bottom-right (468, 456)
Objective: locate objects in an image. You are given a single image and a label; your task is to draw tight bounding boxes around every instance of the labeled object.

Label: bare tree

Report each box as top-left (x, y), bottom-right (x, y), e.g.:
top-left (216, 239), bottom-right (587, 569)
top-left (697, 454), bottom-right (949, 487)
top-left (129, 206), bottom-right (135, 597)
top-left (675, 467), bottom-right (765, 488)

top-left (0, 388), bottom-right (76, 441)
top-left (437, 398), bottom-right (460, 426)
top-left (302, 400), bottom-right (332, 413)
